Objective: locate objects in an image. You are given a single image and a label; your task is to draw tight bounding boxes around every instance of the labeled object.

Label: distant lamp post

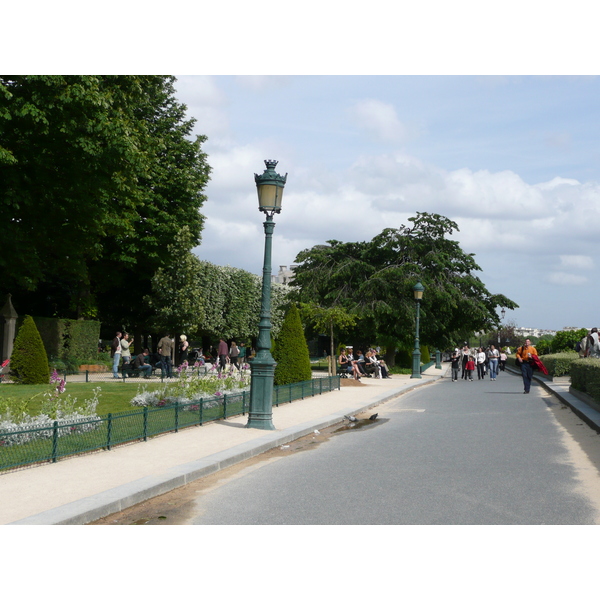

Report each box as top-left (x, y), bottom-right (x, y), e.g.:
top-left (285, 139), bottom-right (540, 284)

top-left (498, 307), bottom-right (506, 346)
top-left (246, 160), bottom-right (287, 430)
top-left (411, 282), bottom-right (425, 379)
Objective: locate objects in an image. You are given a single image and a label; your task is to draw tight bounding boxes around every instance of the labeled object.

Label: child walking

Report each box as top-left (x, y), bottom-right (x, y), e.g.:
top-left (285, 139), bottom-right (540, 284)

top-left (465, 355), bottom-right (475, 381)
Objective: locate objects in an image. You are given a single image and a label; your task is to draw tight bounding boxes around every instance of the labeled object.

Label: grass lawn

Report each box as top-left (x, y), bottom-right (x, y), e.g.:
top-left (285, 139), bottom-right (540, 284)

top-left (0, 381), bottom-right (166, 416)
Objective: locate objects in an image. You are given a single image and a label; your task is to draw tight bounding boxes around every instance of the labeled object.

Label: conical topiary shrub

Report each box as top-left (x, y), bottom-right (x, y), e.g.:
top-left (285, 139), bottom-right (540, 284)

top-left (10, 315), bottom-right (50, 384)
top-left (273, 303), bottom-right (313, 385)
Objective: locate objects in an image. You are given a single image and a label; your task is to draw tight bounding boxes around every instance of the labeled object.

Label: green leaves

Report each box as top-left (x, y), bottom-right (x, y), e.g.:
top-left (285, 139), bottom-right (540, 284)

top-left (292, 212), bottom-right (518, 350)
top-left (0, 76), bottom-right (211, 326)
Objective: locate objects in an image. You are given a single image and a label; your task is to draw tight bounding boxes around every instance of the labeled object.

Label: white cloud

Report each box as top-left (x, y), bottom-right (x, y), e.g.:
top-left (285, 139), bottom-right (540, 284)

top-left (558, 255), bottom-right (594, 270)
top-left (546, 272), bottom-right (589, 286)
top-left (348, 99), bottom-right (410, 144)
top-left (174, 76), bottom-right (230, 141)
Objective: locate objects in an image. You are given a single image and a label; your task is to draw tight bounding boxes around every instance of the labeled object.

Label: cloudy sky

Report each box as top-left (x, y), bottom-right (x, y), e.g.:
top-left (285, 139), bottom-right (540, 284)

top-left (173, 75), bottom-right (600, 332)
top-left (7, 2), bottom-right (599, 333)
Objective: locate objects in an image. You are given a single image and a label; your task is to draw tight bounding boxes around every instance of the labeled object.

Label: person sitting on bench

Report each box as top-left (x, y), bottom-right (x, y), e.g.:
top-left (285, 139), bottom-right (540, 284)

top-left (133, 349), bottom-right (152, 378)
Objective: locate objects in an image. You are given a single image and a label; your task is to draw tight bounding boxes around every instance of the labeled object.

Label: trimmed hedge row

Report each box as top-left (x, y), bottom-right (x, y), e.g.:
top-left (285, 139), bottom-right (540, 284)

top-left (29, 317), bottom-right (100, 364)
top-left (571, 358), bottom-right (600, 402)
top-left (539, 352), bottom-right (581, 377)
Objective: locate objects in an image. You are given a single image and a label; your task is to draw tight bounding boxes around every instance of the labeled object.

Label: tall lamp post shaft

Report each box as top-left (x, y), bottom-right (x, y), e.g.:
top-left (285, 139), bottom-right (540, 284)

top-left (411, 299), bottom-right (422, 379)
top-left (246, 215), bottom-right (277, 430)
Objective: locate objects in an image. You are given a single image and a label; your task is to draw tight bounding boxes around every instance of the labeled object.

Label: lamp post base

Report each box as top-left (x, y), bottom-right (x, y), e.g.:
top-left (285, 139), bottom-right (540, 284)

top-left (411, 349), bottom-right (422, 379)
top-left (246, 355), bottom-right (276, 430)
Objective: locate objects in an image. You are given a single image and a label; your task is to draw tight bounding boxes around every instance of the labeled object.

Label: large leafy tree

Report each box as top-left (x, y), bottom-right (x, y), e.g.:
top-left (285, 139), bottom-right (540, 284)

top-left (0, 75), bottom-right (210, 327)
top-left (291, 212), bottom-right (518, 356)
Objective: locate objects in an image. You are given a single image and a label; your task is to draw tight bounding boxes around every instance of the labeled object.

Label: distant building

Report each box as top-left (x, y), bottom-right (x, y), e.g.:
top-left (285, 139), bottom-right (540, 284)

top-left (271, 265), bottom-right (296, 285)
top-left (514, 327), bottom-right (557, 338)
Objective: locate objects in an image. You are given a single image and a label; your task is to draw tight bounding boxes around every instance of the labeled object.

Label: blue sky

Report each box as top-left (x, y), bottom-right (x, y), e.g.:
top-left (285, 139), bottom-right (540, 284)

top-left (174, 75), bottom-right (600, 332)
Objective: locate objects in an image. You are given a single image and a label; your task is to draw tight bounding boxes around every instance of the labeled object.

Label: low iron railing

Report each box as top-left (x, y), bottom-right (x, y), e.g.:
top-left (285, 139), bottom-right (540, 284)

top-left (0, 376), bottom-right (340, 473)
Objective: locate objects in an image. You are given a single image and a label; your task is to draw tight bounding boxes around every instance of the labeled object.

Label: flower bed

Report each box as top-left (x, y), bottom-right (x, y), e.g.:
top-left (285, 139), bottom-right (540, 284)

top-left (130, 363), bottom-right (251, 408)
top-left (0, 370), bottom-right (101, 447)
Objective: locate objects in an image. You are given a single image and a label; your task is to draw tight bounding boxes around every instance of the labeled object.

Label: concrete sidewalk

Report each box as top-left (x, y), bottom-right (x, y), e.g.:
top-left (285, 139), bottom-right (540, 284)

top-left (3, 367), bottom-right (445, 525)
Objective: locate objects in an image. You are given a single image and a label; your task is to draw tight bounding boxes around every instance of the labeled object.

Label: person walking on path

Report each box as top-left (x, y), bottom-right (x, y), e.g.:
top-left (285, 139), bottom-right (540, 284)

top-left (111, 332), bottom-right (122, 379)
top-left (499, 349), bottom-right (507, 371)
top-left (516, 338), bottom-right (538, 394)
top-left (487, 344), bottom-right (500, 381)
top-left (450, 351), bottom-right (460, 382)
top-left (229, 341), bottom-right (240, 370)
top-left (476, 347), bottom-right (486, 380)
top-left (461, 345), bottom-right (470, 380)
top-left (465, 355), bottom-right (475, 381)
top-left (218, 338), bottom-right (229, 373)
top-left (158, 334), bottom-right (174, 379)
top-left (238, 343), bottom-right (247, 368)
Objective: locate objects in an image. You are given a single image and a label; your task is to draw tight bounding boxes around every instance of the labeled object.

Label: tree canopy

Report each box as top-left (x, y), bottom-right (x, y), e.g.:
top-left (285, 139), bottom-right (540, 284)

top-left (291, 212), bottom-right (518, 351)
top-left (0, 75), bottom-right (210, 327)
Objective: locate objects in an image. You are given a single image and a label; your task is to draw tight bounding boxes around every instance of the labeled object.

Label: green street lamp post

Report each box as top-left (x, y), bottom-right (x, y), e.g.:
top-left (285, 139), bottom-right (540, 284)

top-left (246, 160), bottom-right (287, 430)
top-left (498, 307), bottom-right (506, 346)
top-left (411, 282), bottom-right (425, 379)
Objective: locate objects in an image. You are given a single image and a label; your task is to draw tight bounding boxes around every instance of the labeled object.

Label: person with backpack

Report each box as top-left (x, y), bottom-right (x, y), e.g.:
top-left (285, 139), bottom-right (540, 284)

top-left (588, 328), bottom-right (600, 358)
top-left (516, 339), bottom-right (538, 394)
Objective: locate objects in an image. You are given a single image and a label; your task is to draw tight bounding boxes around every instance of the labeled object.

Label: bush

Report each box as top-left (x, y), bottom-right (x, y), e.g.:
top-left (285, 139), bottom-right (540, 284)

top-left (540, 352), bottom-right (580, 377)
top-left (421, 346), bottom-right (431, 363)
top-left (10, 315), bottom-right (50, 384)
top-left (571, 358), bottom-right (600, 401)
top-left (31, 316), bottom-right (101, 364)
top-left (273, 304), bottom-right (313, 385)
top-left (395, 349), bottom-right (413, 369)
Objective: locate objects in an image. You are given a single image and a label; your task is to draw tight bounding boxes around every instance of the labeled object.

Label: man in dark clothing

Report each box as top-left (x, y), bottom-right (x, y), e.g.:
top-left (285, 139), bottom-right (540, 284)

top-left (134, 349), bottom-right (152, 378)
top-left (157, 334), bottom-right (174, 378)
top-left (218, 338), bottom-right (228, 373)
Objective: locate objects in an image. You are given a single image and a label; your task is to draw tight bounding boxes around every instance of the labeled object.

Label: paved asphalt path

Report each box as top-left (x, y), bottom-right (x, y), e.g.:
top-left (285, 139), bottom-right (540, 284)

top-left (156, 369), bottom-right (600, 525)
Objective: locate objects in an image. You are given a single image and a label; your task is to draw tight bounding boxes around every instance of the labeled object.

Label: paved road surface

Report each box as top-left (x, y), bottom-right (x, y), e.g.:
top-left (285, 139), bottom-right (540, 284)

top-left (95, 369), bottom-right (600, 525)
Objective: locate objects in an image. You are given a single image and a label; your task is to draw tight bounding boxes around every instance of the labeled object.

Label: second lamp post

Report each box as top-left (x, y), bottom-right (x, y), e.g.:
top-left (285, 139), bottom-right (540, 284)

top-left (411, 281), bottom-right (425, 379)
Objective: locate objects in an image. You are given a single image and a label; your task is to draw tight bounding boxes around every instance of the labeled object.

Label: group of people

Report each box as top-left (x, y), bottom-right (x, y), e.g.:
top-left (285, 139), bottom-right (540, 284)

top-left (216, 338), bottom-right (248, 372)
top-left (451, 339), bottom-right (544, 395)
top-left (338, 347), bottom-right (391, 381)
top-left (110, 332), bottom-right (251, 379)
top-left (450, 344), bottom-right (506, 383)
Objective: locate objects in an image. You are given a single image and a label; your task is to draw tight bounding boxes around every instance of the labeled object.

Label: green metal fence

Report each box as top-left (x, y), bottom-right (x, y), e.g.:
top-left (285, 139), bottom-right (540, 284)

top-left (0, 375), bottom-right (340, 473)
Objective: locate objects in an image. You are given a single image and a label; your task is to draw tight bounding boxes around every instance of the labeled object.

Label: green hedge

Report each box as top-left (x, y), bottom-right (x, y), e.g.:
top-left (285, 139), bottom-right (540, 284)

top-left (539, 352), bottom-right (580, 377)
top-left (29, 317), bottom-right (100, 364)
top-left (571, 358), bottom-right (600, 401)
